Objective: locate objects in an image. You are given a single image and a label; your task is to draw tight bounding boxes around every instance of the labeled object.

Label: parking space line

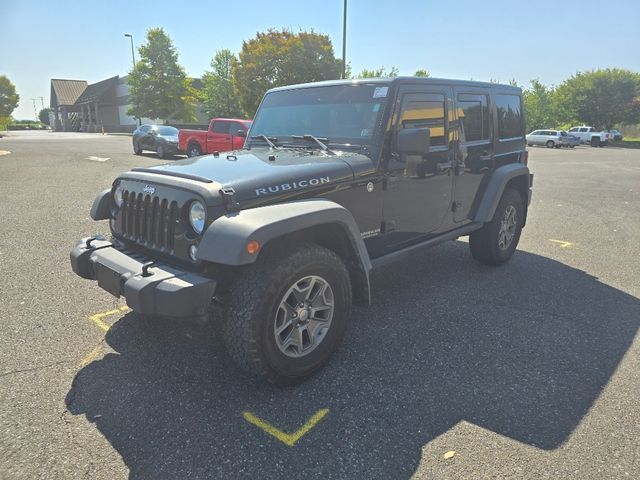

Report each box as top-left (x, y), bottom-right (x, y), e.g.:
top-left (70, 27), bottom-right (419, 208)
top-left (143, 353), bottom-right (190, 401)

top-left (89, 306), bottom-right (130, 332)
top-left (243, 409), bottom-right (329, 447)
top-left (549, 239), bottom-right (574, 248)
top-left (78, 344), bottom-right (103, 368)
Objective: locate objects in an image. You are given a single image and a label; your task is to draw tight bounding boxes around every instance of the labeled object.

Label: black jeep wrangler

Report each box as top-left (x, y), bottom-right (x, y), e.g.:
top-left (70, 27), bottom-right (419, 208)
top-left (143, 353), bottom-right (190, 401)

top-left (71, 77), bottom-right (532, 385)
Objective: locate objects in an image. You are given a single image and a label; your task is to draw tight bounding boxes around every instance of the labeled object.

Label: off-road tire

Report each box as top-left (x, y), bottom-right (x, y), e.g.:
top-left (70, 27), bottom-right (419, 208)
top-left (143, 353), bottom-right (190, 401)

top-left (223, 243), bottom-right (352, 386)
top-left (133, 141), bottom-right (142, 155)
top-left (469, 188), bottom-right (524, 266)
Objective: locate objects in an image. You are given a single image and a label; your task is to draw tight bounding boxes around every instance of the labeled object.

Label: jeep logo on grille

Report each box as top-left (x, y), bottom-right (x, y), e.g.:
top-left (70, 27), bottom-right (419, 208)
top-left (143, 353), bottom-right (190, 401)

top-left (143, 185), bottom-right (156, 195)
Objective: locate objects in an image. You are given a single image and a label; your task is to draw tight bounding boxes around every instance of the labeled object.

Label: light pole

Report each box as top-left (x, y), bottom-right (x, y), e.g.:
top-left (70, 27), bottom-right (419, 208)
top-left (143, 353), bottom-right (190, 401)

top-left (124, 33), bottom-right (136, 69)
top-left (341, 0), bottom-right (347, 79)
top-left (124, 33), bottom-right (140, 126)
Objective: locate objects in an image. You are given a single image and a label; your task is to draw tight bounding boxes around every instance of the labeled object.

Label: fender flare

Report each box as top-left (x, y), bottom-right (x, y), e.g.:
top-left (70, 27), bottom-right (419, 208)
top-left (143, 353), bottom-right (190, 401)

top-left (90, 189), bottom-right (111, 220)
top-left (473, 163), bottom-right (531, 223)
top-left (198, 199), bottom-right (372, 305)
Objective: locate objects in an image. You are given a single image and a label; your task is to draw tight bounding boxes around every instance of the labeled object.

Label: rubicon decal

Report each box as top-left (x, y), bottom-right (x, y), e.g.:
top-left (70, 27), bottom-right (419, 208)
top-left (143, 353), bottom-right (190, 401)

top-left (255, 177), bottom-right (330, 196)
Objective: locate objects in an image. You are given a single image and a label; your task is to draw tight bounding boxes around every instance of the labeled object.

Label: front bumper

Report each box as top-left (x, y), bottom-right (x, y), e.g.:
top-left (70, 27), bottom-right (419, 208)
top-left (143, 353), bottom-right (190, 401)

top-left (70, 238), bottom-right (216, 320)
top-left (163, 142), bottom-right (181, 154)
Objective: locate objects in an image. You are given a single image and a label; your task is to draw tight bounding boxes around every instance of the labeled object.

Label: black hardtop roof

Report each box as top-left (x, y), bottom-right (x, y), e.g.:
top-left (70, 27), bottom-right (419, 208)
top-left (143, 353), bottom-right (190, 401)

top-left (268, 76), bottom-right (522, 94)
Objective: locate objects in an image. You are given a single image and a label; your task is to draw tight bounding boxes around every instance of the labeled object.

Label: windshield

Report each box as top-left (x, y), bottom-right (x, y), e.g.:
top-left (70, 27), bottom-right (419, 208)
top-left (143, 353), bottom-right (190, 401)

top-left (249, 84), bottom-right (389, 146)
top-left (154, 126), bottom-right (178, 136)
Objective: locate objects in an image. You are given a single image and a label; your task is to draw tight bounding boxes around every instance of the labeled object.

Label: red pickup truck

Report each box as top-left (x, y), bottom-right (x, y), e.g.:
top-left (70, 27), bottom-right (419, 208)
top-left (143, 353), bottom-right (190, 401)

top-left (179, 118), bottom-right (253, 157)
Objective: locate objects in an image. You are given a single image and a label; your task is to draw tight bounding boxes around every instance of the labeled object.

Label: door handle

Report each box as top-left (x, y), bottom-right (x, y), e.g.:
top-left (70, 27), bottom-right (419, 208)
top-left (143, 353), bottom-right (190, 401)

top-left (479, 151), bottom-right (492, 162)
top-left (224, 137), bottom-right (231, 140)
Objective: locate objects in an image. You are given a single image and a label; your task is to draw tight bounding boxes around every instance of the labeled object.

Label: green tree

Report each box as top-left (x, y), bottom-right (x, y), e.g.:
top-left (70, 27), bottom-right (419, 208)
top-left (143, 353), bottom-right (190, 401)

top-left (233, 29), bottom-right (341, 115)
top-left (355, 66), bottom-right (399, 78)
top-left (413, 69), bottom-right (430, 77)
top-left (38, 108), bottom-right (51, 125)
top-left (127, 28), bottom-right (195, 121)
top-left (522, 79), bottom-right (556, 131)
top-left (0, 75), bottom-right (19, 130)
top-left (201, 49), bottom-right (244, 118)
top-left (554, 69), bottom-right (640, 129)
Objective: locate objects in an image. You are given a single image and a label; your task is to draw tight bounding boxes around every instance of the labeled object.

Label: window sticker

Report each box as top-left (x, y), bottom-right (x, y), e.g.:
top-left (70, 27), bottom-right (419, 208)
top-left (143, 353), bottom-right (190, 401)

top-left (373, 86), bottom-right (388, 98)
top-left (361, 128), bottom-right (373, 137)
top-left (372, 103), bottom-right (381, 112)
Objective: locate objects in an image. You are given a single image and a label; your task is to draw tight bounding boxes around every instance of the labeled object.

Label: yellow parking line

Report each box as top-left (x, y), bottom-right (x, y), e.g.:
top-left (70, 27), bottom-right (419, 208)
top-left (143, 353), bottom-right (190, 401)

top-left (78, 344), bottom-right (103, 368)
top-left (243, 409), bottom-right (329, 447)
top-left (549, 239), bottom-right (574, 248)
top-left (89, 306), bottom-right (130, 332)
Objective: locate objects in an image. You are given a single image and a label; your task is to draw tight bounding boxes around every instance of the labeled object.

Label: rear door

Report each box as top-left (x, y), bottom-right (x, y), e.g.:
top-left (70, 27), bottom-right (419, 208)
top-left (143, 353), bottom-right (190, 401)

top-left (452, 88), bottom-right (493, 222)
top-left (207, 121), bottom-right (232, 152)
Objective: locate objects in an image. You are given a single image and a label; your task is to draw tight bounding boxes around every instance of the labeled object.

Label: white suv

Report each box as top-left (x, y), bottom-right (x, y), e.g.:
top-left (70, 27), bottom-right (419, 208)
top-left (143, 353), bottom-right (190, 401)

top-left (526, 129), bottom-right (567, 148)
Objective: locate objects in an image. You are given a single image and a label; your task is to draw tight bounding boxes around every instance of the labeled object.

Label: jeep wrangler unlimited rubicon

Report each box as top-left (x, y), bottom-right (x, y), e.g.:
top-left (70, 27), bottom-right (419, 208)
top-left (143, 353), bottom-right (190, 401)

top-left (71, 78), bottom-right (532, 385)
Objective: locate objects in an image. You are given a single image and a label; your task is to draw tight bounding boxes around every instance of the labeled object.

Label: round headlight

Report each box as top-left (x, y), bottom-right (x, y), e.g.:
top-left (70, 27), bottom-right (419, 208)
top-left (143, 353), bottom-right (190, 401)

top-left (113, 185), bottom-right (124, 208)
top-left (189, 201), bottom-right (206, 234)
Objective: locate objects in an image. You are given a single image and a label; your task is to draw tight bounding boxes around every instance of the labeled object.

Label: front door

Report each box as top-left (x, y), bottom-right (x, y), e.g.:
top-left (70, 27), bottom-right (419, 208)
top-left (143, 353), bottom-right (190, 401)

top-left (381, 86), bottom-right (454, 249)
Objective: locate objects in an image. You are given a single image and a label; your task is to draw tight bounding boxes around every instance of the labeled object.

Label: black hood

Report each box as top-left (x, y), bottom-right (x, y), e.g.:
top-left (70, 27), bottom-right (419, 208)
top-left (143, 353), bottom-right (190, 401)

top-left (139, 148), bottom-right (373, 207)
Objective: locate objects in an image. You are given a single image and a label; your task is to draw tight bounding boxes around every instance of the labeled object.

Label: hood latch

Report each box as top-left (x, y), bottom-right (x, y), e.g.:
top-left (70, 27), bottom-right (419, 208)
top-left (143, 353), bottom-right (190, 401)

top-left (220, 186), bottom-right (239, 210)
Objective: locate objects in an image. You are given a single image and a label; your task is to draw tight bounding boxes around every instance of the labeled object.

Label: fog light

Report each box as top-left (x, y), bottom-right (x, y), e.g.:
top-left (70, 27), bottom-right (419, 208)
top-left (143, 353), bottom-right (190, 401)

top-left (189, 244), bottom-right (198, 262)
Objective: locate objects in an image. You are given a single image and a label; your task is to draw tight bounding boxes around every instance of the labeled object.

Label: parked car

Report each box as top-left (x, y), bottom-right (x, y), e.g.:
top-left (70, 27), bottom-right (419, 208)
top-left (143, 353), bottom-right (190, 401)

top-left (567, 126), bottom-right (609, 146)
top-left (133, 125), bottom-right (180, 158)
top-left (71, 77), bottom-right (532, 385)
top-left (525, 129), bottom-right (567, 148)
top-left (562, 131), bottom-right (580, 148)
top-left (608, 129), bottom-right (623, 141)
top-left (179, 118), bottom-right (252, 157)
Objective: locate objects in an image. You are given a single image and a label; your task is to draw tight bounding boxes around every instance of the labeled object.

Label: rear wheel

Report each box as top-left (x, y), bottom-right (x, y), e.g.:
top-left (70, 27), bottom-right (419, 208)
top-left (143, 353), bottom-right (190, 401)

top-left (545, 140), bottom-right (554, 148)
top-left (223, 243), bottom-right (352, 385)
top-left (469, 188), bottom-right (524, 266)
top-left (187, 143), bottom-right (202, 157)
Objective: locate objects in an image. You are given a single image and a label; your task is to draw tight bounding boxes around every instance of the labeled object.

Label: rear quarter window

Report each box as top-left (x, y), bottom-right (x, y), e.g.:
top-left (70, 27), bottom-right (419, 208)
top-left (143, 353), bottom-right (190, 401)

top-left (495, 94), bottom-right (523, 140)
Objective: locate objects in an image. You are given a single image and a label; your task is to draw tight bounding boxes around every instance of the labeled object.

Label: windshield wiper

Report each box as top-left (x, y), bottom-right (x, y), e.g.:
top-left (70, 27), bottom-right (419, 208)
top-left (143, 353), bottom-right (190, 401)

top-left (250, 135), bottom-right (279, 149)
top-left (291, 134), bottom-right (334, 154)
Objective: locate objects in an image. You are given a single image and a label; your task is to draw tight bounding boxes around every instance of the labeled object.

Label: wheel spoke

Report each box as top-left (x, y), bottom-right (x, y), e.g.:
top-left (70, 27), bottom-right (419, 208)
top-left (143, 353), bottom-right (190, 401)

top-left (275, 317), bottom-right (293, 336)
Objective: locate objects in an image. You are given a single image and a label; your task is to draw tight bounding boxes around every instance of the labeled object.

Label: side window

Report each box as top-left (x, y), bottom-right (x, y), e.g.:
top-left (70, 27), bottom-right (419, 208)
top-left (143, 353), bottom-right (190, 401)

top-left (457, 93), bottom-right (490, 142)
top-left (228, 123), bottom-right (241, 136)
top-left (398, 93), bottom-right (446, 147)
top-left (140, 125), bottom-right (150, 133)
top-left (495, 94), bottom-right (523, 139)
top-left (568, 127), bottom-right (578, 132)
top-left (212, 122), bottom-right (230, 134)
top-left (579, 127), bottom-right (588, 132)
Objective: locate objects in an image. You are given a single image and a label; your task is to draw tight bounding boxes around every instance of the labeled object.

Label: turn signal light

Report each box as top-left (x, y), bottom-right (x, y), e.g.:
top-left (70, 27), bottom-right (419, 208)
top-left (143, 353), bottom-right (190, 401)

top-left (246, 240), bottom-right (260, 255)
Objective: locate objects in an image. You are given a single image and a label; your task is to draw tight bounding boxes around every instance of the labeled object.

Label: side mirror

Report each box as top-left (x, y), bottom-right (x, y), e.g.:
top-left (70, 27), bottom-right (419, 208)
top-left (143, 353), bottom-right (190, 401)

top-left (236, 129), bottom-right (247, 138)
top-left (397, 128), bottom-right (430, 156)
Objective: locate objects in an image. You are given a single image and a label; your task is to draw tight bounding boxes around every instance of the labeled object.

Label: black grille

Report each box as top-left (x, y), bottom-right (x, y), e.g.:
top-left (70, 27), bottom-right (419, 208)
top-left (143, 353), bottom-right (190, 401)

top-left (120, 190), bottom-right (179, 251)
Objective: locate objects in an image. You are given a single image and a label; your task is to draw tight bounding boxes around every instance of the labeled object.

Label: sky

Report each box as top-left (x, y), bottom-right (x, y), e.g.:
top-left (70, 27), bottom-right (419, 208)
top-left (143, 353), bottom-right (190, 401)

top-left (2, 0), bottom-right (639, 120)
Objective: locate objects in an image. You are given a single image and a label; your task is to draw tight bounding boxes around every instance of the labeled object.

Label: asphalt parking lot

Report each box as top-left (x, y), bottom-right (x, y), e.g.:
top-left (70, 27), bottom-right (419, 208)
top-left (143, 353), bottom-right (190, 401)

top-left (0, 130), bottom-right (639, 479)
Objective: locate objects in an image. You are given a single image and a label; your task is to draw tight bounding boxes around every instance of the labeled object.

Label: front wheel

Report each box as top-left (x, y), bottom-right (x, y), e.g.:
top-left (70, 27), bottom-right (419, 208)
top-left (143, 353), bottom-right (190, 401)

top-left (133, 141), bottom-right (142, 155)
top-left (156, 143), bottom-right (166, 159)
top-left (469, 188), bottom-right (524, 266)
top-left (223, 243), bottom-right (352, 385)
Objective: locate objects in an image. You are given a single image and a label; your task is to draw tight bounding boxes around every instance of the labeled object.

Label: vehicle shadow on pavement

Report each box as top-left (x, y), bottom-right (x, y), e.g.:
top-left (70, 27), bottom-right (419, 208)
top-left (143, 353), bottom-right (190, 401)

top-left (65, 241), bottom-right (640, 479)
